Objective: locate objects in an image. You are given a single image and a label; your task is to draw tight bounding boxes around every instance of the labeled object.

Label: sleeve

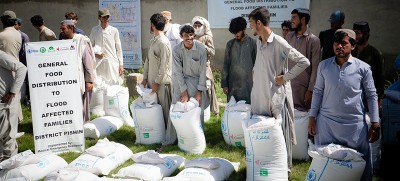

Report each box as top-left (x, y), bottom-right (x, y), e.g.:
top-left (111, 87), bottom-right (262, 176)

top-left (0, 51), bottom-right (27, 94)
top-left (221, 41), bottom-right (232, 88)
top-left (197, 47), bottom-right (208, 91)
top-left (282, 41), bottom-right (310, 81)
top-left (362, 65), bottom-right (380, 123)
top-left (143, 56), bottom-right (149, 80)
top-left (172, 48), bottom-right (187, 93)
top-left (89, 27), bottom-right (95, 46)
top-left (375, 50), bottom-right (385, 100)
top-left (204, 36), bottom-right (215, 57)
top-left (114, 28), bottom-right (124, 66)
top-left (154, 43), bottom-right (172, 84)
top-left (307, 36), bottom-right (322, 91)
top-left (82, 43), bottom-right (96, 83)
top-left (47, 30), bottom-right (57, 41)
top-left (309, 62), bottom-right (325, 118)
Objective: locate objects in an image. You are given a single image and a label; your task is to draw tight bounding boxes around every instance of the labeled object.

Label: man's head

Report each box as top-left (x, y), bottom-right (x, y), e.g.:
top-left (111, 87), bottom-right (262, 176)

top-left (14, 18), bottom-right (22, 30)
top-left (290, 8), bottom-right (310, 32)
top-left (150, 13), bottom-right (166, 33)
top-left (65, 11), bottom-right (79, 24)
top-left (161, 11), bottom-right (172, 25)
top-left (281, 20), bottom-right (291, 37)
top-left (98, 9), bottom-right (110, 28)
top-left (328, 10), bottom-right (345, 30)
top-left (229, 17), bottom-right (247, 40)
top-left (248, 7), bottom-right (270, 36)
top-left (333, 29), bottom-right (356, 58)
top-left (179, 24), bottom-right (195, 49)
top-left (353, 21), bottom-right (370, 45)
top-left (1, 10), bottom-right (17, 28)
top-left (30, 15), bottom-right (44, 28)
top-left (60, 20), bottom-right (75, 39)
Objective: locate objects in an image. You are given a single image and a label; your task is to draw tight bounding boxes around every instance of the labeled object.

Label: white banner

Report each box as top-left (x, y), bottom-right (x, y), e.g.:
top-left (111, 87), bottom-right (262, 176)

top-left (26, 40), bottom-right (85, 154)
top-left (208, 0), bottom-right (310, 28)
top-left (100, 0), bottom-right (142, 69)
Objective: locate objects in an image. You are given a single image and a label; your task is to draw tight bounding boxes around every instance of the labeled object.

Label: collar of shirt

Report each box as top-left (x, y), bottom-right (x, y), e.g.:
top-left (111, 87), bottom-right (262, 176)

top-left (331, 55), bottom-right (355, 67)
top-left (179, 40), bottom-right (198, 51)
top-left (258, 31), bottom-right (275, 49)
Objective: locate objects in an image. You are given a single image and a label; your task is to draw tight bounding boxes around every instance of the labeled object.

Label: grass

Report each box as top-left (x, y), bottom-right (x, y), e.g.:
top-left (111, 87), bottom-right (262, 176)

top-left (15, 70), bottom-right (380, 180)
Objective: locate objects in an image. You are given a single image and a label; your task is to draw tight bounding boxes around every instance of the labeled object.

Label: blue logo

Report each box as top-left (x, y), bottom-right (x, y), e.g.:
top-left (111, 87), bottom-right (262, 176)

top-left (306, 169), bottom-right (317, 181)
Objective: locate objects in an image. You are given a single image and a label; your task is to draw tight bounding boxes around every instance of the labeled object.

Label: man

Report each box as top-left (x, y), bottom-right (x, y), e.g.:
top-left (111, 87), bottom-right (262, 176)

top-left (14, 18), bottom-right (30, 105)
top-left (0, 50), bottom-right (27, 161)
top-left (160, 11), bottom-right (182, 49)
top-left (281, 20), bottom-right (291, 38)
top-left (308, 29), bottom-right (380, 181)
top-left (59, 11), bottom-right (84, 40)
top-left (192, 16), bottom-right (218, 117)
top-left (248, 7), bottom-right (310, 172)
top-left (286, 8), bottom-right (321, 112)
top-left (172, 24), bottom-right (209, 126)
top-left (60, 20), bottom-right (96, 122)
top-left (141, 13), bottom-right (173, 145)
top-left (30, 15), bottom-right (57, 41)
top-left (222, 16), bottom-right (256, 104)
top-left (319, 10), bottom-right (345, 60)
top-left (352, 21), bottom-right (384, 111)
top-left (90, 9), bottom-right (124, 86)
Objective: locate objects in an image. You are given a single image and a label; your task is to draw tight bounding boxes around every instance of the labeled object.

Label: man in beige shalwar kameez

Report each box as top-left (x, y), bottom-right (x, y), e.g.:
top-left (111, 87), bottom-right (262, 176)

top-left (142, 13), bottom-right (173, 145)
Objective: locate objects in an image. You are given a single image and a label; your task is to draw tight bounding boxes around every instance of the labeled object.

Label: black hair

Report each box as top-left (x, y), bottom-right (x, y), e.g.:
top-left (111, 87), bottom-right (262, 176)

top-left (150, 13), bottom-right (165, 31)
top-left (229, 17), bottom-right (247, 34)
top-left (334, 31), bottom-right (356, 46)
top-left (291, 9), bottom-right (310, 25)
top-left (30, 15), bottom-right (44, 27)
top-left (248, 7), bottom-right (270, 26)
top-left (65, 12), bottom-right (78, 20)
top-left (179, 24), bottom-right (195, 36)
top-left (281, 20), bottom-right (291, 29)
top-left (0, 16), bottom-right (16, 27)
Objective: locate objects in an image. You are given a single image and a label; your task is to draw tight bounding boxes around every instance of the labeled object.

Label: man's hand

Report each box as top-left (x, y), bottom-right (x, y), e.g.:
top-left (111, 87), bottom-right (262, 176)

top-left (304, 90), bottom-right (313, 107)
top-left (223, 87), bottom-right (229, 95)
top-left (141, 79), bottom-right (148, 87)
top-left (1, 92), bottom-right (15, 105)
top-left (275, 75), bottom-right (286, 85)
top-left (195, 90), bottom-right (202, 106)
top-left (119, 65), bottom-right (124, 75)
top-left (308, 116), bottom-right (316, 136)
top-left (151, 83), bottom-right (159, 93)
top-left (368, 122), bottom-right (380, 143)
top-left (179, 90), bottom-right (189, 103)
top-left (85, 82), bottom-right (93, 92)
top-left (95, 53), bottom-right (104, 59)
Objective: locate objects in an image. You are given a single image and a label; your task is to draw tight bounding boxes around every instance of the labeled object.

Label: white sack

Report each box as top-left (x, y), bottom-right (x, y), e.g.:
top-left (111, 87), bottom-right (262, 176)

top-left (0, 150), bottom-right (40, 170)
top-left (45, 167), bottom-right (100, 181)
top-left (84, 116), bottom-right (124, 139)
top-left (85, 138), bottom-right (117, 158)
top-left (104, 85), bottom-right (134, 127)
top-left (90, 86), bottom-right (105, 116)
top-left (132, 150), bottom-right (165, 164)
top-left (292, 109), bottom-right (310, 160)
top-left (136, 85), bottom-right (158, 106)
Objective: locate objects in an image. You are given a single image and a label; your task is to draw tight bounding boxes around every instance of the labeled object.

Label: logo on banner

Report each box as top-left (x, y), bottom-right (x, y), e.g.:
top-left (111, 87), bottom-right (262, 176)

top-left (40, 47), bottom-right (46, 53)
top-left (70, 45), bottom-right (75, 50)
top-left (27, 49), bottom-right (39, 54)
top-left (48, 46), bottom-right (55, 52)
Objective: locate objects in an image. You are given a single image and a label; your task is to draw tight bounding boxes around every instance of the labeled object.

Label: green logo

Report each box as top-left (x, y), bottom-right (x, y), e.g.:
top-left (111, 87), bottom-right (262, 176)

top-left (260, 168), bottom-right (268, 176)
top-left (235, 142), bottom-right (242, 147)
top-left (143, 133), bottom-right (149, 138)
top-left (179, 139), bottom-right (184, 144)
top-left (48, 46), bottom-right (55, 52)
top-left (108, 99), bottom-right (114, 105)
top-left (40, 47), bottom-right (46, 53)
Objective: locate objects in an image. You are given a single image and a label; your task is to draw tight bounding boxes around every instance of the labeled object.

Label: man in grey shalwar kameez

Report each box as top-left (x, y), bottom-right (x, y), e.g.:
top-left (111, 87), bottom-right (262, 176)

top-left (248, 7), bottom-right (310, 172)
top-left (308, 29), bottom-right (380, 181)
top-left (142, 13), bottom-right (173, 145)
top-left (0, 50), bottom-right (27, 161)
top-left (222, 17), bottom-right (256, 104)
top-left (172, 24), bottom-right (209, 126)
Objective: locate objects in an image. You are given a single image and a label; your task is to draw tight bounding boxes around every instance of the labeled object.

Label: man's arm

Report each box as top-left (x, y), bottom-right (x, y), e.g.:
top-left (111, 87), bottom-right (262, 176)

top-left (172, 48), bottom-right (187, 96)
top-left (153, 42), bottom-right (172, 92)
top-left (281, 45), bottom-right (310, 82)
top-left (0, 51), bottom-right (27, 104)
top-left (114, 28), bottom-right (124, 75)
top-left (221, 40), bottom-right (232, 93)
top-left (308, 63), bottom-right (325, 136)
top-left (82, 43), bottom-right (95, 92)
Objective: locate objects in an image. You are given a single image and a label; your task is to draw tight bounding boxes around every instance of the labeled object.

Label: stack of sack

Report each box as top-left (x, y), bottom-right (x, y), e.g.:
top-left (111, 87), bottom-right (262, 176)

top-left (163, 157), bottom-right (239, 181)
top-left (84, 116), bottom-right (124, 139)
top-left (292, 109), bottom-right (310, 160)
top-left (305, 140), bottom-right (366, 181)
top-left (221, 96), bottom-right (251, 147)
top-left (170, 98), bottom-right (206, 154)
top-left (242, 115), bottom-right (288, 181)
top-left (68, 138), bottom-right (133, 176)
top-left (113, 150), bottom-right (185, 180)
top-left (0, 150), bottom-right (68, 180)
top-left (90, 76), bottom-right (108, 117)
top-left (103, 85), bottom-right (135, 127)
top-left (130, 85), bottom-right (165, 144)
top-left (45, 167), bottom-right (144, 181)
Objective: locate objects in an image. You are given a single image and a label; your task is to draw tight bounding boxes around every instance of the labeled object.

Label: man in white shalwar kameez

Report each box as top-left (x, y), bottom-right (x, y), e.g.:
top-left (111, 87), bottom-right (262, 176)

top-left (89, 9), bottom-right (124, 85)
top-left (142, 13), bottom-right (173, 146)
top-left (160, 11), bottom-right (182, 49)
top-left (248, 7), bottom-right (310, 172)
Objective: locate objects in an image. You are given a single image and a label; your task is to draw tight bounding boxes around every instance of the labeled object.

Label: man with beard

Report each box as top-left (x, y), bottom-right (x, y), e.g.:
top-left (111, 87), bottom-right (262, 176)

top-left (285, 8), bottom-right (320, 113)
top-left (160, 11), bottom-right (182, 49)
top-left (172, 24), bottom-right (209, 126)
top-left (222, 16), bottom-right (256, 104)
top-left (60, 20), bottom-right (96, 122)
top-left (248, 7), bottom-right (310, 173)
top-left (309, 29), bottom-right (380, 181)
top-left (141, 13), bottom-right (173, 146)
top-left (319, 10), bottom-right (345, 60)
top-left (352, 21), bottom-right (384, 112)
top-left (192, 16), bottom-right (218, 117)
